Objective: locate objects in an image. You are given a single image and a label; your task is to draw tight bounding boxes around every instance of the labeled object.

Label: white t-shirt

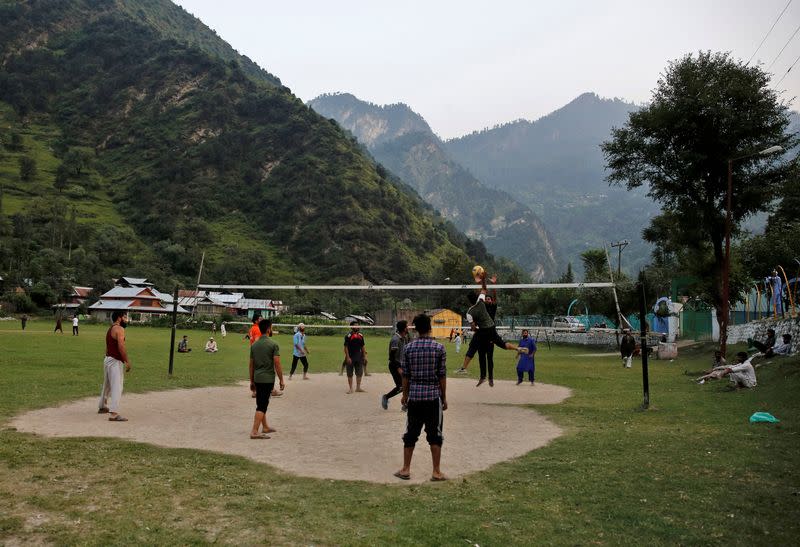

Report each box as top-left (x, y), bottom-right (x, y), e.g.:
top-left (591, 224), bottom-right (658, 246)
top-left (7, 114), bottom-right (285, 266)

top-left (729, 361), bottom-right (757, 388)
top-left (72, 317), bottom-right (79, 326)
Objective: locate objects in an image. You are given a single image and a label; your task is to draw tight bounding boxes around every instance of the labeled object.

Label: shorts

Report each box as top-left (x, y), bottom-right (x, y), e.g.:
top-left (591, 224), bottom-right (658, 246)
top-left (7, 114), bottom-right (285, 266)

top-left (255, 382), bottom-right (274, 413)
top-left (403, 398), bottom-right (444, 447)
top-left (346, 357), bottom-right (364, 378)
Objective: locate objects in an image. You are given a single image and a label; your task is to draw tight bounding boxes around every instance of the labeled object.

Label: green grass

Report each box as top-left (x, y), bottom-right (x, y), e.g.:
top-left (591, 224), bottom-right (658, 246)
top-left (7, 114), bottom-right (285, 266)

top-left (0, 320), bottom-right (798, 545)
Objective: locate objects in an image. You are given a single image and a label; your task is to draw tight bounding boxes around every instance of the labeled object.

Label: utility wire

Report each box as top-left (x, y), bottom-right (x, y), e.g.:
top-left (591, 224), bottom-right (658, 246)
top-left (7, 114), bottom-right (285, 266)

top-left (775, 51), bottom-right (800, 85)
top-left (768, 21), bottom-right (800, 69)
top-left (747, 0), bottom-right (793, 66)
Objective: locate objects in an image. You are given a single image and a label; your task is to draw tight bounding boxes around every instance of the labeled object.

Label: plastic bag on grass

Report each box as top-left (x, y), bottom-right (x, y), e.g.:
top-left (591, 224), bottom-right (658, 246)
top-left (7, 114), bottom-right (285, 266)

top-left (749, 412), bottom-right (780, 424)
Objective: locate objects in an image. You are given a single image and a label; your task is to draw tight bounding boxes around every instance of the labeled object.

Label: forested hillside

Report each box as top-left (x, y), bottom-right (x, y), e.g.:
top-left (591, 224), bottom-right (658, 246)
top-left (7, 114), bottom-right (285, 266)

top-left (310, 93), bottom-right (559, 280)
top-left (0, 0), bottom-right (509, 303)
top-left (446, 92), bottom-right (660, 275)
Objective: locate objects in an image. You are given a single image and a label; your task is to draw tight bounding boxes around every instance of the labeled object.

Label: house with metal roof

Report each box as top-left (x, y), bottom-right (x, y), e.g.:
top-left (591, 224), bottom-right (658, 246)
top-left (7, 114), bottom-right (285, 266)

top-left (89, 286), bottom-right (188, 322)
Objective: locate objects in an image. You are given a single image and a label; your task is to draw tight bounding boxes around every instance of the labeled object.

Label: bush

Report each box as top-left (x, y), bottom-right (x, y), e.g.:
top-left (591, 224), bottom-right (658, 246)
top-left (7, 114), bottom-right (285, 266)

top-left (4, 292), bottom-right (35, 313)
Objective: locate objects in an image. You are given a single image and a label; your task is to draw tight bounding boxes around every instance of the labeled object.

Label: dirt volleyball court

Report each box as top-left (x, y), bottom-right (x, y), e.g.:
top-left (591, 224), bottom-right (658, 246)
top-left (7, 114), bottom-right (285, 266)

top-left (11, 373), bottom-right (571, 484)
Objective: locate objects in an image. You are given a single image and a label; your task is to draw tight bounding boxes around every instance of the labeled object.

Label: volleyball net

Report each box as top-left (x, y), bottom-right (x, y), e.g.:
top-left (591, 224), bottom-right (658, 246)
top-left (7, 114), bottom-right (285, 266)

top-left (193, 282), bottom-right (619, 339)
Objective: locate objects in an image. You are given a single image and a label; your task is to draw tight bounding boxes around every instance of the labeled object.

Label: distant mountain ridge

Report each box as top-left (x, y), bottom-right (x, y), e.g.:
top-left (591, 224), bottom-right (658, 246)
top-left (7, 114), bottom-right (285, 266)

top-left (446, 92), bottom-right (660, 275)
top-left (310, 93), bottom-right (560, 280)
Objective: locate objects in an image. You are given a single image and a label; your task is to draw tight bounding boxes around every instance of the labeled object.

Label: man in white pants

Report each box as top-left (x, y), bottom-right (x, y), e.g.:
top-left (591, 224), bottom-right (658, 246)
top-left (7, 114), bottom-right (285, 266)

top-left (98, 311), bottom-right (131, 421)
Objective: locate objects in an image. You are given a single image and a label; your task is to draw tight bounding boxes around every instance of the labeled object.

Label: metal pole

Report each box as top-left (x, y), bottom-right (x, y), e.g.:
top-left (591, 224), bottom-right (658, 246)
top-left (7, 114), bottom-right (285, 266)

top-left (721, 159), bottom-right (732, 357)
top-left (638, 273), bottom-right (650, 409)
top-left (168, 285), bottom-right (178, 377)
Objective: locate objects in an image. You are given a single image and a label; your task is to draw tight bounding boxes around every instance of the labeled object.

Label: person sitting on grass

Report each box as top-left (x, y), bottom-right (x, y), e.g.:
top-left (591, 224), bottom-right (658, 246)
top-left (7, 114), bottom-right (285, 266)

top-left (748, 329), bottom-right (776, 356)
top-left (204, 337), bottom-right (218, 353)
top-left (177, 335), bottom-right (191, 353)
top-left (771, 334), bottom-right (792, 356)
top-left (696, 351), bottom-right (757, 388)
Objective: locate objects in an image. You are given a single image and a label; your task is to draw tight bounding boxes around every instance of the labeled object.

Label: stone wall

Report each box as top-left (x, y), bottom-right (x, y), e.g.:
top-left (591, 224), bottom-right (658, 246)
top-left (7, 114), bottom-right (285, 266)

top-left (502, 329), bottom-right (662, 348)
top-left (727, 317), bottom-right (798, 353)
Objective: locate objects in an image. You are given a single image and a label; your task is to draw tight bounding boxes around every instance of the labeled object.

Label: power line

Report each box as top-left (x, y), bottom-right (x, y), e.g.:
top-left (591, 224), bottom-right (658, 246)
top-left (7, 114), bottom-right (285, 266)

top-left (747, 0), bottom-right (793, 66)
top-left (775, 51), bottom-right (800, 85)
top-left (768, 21), bottom-right (800, 69)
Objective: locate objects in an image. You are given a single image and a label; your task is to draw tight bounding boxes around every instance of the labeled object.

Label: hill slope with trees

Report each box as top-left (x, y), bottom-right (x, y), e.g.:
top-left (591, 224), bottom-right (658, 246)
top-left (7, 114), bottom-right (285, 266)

top-left (0, 0), bottom-right (512, 306)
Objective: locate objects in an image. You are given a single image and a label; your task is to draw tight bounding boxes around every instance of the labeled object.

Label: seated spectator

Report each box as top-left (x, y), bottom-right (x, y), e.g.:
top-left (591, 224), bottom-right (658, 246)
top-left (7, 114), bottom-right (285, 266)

top-left (771, 334), bottom-right (792, 356)
top-left (205, 337), bottom-right (218, 353)
top-left (748, 329), bottom-right (776, 355)
top-left (697, 351), bottom-right (757, 388)
top-left (177, 335), bottom-right (192, 353)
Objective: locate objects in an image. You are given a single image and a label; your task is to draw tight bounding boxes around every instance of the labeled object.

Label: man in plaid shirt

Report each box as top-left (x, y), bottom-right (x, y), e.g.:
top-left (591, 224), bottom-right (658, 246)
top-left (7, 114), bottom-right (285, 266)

top-left (393, 314), bottom-right (447, 481)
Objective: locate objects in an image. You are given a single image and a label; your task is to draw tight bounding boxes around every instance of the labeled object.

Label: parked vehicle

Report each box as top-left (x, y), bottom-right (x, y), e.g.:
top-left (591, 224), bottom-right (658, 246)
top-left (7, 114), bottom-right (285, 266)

top-left (551, 316), bottom-right (586, 332)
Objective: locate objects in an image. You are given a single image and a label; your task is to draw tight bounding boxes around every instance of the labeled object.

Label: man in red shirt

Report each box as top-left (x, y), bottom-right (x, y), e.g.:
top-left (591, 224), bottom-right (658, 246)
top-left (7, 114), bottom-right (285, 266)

top-left (98, 311), bottom-right (131, 421)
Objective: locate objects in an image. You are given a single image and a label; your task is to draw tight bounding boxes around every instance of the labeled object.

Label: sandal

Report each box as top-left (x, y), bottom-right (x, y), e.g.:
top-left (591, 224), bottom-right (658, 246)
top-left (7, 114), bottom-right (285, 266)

top-left (430, 475), bottom-right (448, 482)
top-left (108, 415), bottom-right (128, 422)
top-left (393, 471), bottom-right (411, 480)
top-left (250, 434), bottom-right (271, 439)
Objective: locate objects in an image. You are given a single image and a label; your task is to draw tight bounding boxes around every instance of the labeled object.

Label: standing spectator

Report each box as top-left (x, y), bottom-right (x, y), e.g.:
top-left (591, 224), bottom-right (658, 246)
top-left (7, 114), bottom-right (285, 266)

top-left (211, 321), bottom-right (217, 335)
top-left (248, 319), bottom-right (285, 439)
top-left (290, 323), bottom-right (311, 380)
top-left (344, 320), bottom-right (368, 394)
top-left (72, 315), bottom-right (79, 336)
top-left (98, 311), bottom-right (131, 421)
top-left (454, 332), bottom-right (462, 354)
top-left (220, 322), bottom-right (227, 338)
top-left (393, 314), bottom-right (447, 482)
top-left (516, 329), bottom-right (537, 385)
top-left (177, 335), bottom-right (192, 352)
top-left (620, 329), bottom-right (636, 368)
top-left (382, 320), bottom-right (409, 410)
top-left (765, 269), bottom-right (784, 317)
top-left (54, 312), bottom-right (63, 334)
top-left (21, 314), bottom-right (28, 330)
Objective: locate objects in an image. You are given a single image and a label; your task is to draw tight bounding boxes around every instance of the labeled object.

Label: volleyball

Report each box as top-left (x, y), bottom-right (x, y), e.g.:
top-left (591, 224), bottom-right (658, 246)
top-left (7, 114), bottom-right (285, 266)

top-left (472, 265), bottom-right (485, 281)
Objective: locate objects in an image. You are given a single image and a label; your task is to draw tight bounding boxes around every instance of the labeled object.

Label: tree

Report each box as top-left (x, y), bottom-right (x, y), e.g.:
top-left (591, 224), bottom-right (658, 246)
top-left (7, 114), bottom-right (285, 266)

top-left (18, 156), bottom-right (36, 181)
top-left (54, 164), bottom-right (70, 192)
top-left (602, 51), bottom-right (795, 351)
top-left (63, 149), bottom-right (89, 176)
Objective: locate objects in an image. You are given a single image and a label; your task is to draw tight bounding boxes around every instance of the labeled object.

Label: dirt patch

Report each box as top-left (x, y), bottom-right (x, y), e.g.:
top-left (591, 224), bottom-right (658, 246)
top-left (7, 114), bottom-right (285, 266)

top-left (11, 374), bottom-right (570, 484)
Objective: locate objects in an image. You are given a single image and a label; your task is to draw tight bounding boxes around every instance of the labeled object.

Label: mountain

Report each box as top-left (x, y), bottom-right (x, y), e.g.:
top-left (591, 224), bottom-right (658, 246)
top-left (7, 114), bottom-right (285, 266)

top-left (309, 93), bottom-right (559, 280)
top-left (0, 0), bottom-right (510, 301)
top-left (446, 92), bottom-right (660, 275)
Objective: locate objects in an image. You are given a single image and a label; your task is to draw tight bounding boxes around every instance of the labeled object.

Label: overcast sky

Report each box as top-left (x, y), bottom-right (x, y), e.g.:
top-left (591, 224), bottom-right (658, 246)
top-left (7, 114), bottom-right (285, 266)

top-left (174, 0), bottom-right (800, 139)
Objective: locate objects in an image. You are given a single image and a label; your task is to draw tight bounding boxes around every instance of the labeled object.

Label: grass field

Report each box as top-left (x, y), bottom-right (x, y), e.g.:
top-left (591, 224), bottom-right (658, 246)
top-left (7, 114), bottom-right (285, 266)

top-left (1, 320), bottom-right (798, 545)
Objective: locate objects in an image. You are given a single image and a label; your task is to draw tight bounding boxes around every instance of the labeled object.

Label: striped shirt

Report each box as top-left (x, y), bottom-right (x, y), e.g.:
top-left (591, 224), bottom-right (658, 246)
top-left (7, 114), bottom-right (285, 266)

top-left (401, 337), bottom-right (446, 401)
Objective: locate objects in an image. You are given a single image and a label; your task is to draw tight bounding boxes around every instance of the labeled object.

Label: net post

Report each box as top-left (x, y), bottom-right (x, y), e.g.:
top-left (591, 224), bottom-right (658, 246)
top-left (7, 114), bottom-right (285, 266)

top-left (638, 272), bottom-right (650, 409)
top-left (168, 285), bottom-right (178, 377)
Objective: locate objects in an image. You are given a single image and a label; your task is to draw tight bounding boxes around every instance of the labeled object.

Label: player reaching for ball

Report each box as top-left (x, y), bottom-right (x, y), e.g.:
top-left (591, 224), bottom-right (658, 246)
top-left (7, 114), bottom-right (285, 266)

top-left (456, 266), bottom-right (523, 386)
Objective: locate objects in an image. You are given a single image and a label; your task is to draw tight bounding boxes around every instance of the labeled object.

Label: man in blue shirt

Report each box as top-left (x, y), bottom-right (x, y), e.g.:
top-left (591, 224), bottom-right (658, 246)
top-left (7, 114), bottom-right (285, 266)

top-left (290, 323), bottom-right (310, 380)
top-left (516, 329), bottom-right (537, 385)
top-left (394, 314), bottom-right (447, 482)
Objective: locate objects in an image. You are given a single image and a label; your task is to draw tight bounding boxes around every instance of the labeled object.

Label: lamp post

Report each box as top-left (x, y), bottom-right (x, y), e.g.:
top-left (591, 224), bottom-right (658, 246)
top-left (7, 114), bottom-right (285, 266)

top-left (720, 145), bottom-right (783, 357)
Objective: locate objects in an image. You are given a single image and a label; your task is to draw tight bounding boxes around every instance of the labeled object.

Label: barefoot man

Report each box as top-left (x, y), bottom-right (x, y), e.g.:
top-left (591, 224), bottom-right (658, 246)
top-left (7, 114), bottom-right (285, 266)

top-left (394, 314), bottom-right (447, 482)
top-left (98, 311), bottom-right (131, 422)
top-left (249, 319), bottom-right (285, 439)
top-left (344, 320), bottom-right (368, 394)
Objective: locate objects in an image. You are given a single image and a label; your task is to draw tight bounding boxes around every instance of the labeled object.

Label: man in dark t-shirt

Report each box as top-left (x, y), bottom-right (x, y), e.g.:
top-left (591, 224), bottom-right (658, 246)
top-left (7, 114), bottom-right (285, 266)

top-left (344, 321), bottom-right (368, 394)
top-left (249, 319), bottom-right (285, 439)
